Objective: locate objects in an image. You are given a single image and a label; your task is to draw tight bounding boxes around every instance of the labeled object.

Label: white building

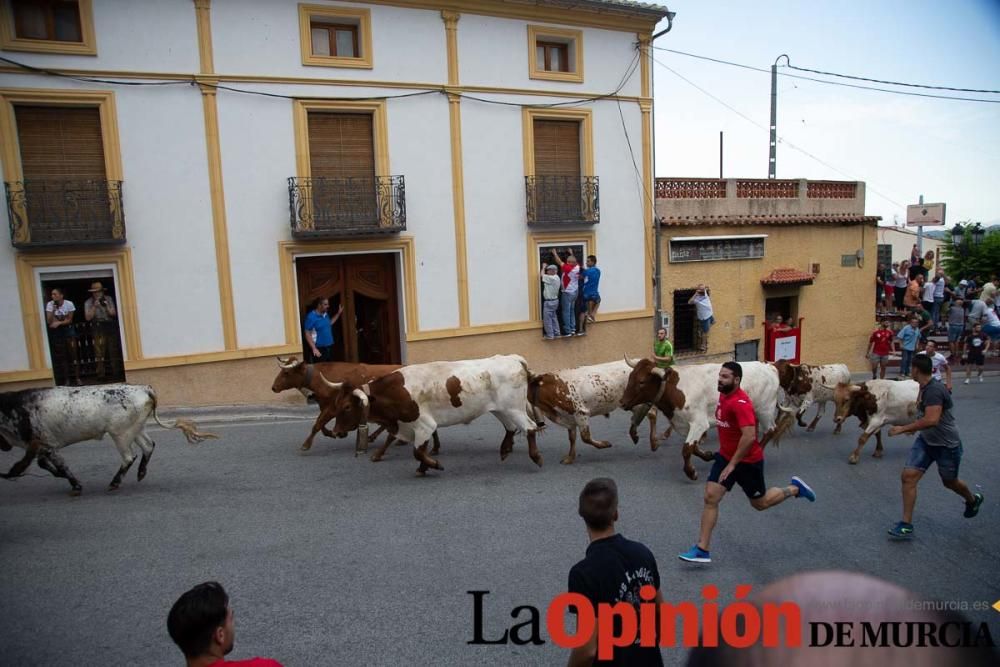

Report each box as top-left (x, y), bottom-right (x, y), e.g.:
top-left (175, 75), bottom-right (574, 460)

top-left (0, 0), bottom-right (668, 405)
top-left (875, 224), bottom-right (948, 270)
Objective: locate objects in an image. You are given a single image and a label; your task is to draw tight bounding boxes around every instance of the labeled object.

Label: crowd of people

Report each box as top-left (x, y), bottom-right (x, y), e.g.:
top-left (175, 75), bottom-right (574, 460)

top-left (872, 245), bottom-right (998, 383)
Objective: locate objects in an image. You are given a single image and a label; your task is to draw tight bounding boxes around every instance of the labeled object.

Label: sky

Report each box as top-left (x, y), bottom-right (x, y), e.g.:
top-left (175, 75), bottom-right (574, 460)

top-left (649, 0), bottom-right (1000, 227)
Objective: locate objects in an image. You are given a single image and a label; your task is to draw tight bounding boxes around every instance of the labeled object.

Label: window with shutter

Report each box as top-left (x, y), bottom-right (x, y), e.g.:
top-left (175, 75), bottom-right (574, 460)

top-left (15, 105), bottom-right (106, 180)
top-left (305, 112), bottom-right (378, 229)
top-left (1, 0), bottom-right (96, 55)
top-left (298, 5), bottom-right (372, 69)
top-left (533, 119), bottom-right (581, 176)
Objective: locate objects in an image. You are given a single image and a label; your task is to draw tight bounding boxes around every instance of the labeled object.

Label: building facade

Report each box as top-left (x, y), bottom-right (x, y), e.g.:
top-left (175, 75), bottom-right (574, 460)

top-left (655, 178), bottom-right (880, 370)
top-left (0, 0), bottom-right (668, 405)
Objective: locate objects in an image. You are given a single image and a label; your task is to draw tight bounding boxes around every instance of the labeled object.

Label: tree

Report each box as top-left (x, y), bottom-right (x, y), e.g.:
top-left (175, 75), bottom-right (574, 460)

top-left (940, 224), bottom-right (1000, 280)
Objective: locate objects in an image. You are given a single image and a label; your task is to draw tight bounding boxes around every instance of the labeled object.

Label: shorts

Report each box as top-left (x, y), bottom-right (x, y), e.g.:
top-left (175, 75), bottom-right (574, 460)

top-left (947, 324), bottom-right (964, 343)
top-left (700, 315), bottom-right (715, 333)
top-left (583, 293), bottom-right (601, 305)
top-left (966, 352), bottom-right (984, 367)
top-left (708, 453), bottom-right (766, 499)
top-left (884, 285), bottom-right (895, 297)
top-left (870, 354), bottom-right (888, 364)
top-left (905, 435), bottom-right (962, 481)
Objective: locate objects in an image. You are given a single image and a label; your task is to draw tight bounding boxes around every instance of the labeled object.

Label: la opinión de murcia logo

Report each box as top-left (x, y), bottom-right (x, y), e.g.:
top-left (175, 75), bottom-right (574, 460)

top-left (468, 587), bottom-right (997, 658)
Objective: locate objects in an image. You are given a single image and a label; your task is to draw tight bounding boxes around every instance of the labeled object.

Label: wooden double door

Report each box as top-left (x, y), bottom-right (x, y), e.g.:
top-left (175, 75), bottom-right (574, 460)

top-left (295, 253), bottom-right (401, 365)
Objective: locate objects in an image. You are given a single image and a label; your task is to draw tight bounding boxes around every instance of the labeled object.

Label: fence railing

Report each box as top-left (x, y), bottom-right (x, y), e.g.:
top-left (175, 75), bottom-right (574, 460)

top-left (6, 179), bottom-right (125, 248)
top-left (806, 181), bottom-right (858, 199)
top-left (655, 177), bottom-right (860, 201)
top-left (288, 176), bottom-right (406, 237)
top-left (525, 175), bottom-right (600, 224)
top-left (655, 178), bottom-right (727, 199)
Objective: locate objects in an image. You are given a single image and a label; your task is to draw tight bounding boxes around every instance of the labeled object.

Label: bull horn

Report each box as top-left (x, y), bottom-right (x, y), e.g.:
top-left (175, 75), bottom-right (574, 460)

top-left (351, 388), bottom-right (369, 409)
top-left (651, 366), bottom-right (665, 378)
top-left (317, 372), bottom-right (342, 391)
top-left (624, 354), bottom-right (639, 369)
top-left (849, 384), bottom-right (862, 392)
top-left (777, 403), bottom-right (798, 414)
top-left (276, 356), bottom-right (300, 369)
top-left (821, 383), bottom-right (839, 390)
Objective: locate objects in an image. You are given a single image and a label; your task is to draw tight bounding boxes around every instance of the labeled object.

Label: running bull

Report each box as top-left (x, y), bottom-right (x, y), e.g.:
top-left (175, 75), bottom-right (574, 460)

top-left (620, 358), bottom-right (796, 481)
top-left (828, 379), bottom-right (919, 464)
top-left (0, 385), bottom-right (215, 495)
top-left (774, 361), bottom-right (852, 434)
top-left (323, 354), bottom-right (542, 476)
top-left (527, 360), bottom-right (660, 465)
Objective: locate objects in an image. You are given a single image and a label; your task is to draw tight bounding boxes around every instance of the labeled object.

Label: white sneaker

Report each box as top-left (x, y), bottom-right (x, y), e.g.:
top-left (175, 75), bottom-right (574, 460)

top-left (980, 376), bottom-right (985, 383)
top-left (963, 378), bottom-right (970, 385)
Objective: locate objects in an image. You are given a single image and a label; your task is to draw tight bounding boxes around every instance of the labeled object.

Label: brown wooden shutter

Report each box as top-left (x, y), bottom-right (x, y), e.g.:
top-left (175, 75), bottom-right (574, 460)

top-left (15, 105), bottom-right (106, 180)
top-left (533, 119), bottom-right (580, 176)
top-left (307, 112), bottom-right (375, 179)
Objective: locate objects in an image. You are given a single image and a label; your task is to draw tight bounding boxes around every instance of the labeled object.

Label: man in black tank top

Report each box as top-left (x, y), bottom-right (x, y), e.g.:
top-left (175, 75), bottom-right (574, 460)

top-left (566, 478), bottom-right (665, 666)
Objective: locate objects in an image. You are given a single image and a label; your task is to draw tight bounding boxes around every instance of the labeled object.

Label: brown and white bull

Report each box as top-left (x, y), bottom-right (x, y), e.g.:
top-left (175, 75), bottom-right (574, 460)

top-left (270, 357), bottom-right (440, 460)
top-left (829, 379), bottom-right (919, 463)
top-left (0, 384), bottom-right (215, 495)
top-left (774, 361), bottom-right (852, 433)
top-left (527, 360), bottom-right (659, 465)
top-left (620, 358), bottom-right (795, 481)
top-left (323, 354), bottom-right (542, 475)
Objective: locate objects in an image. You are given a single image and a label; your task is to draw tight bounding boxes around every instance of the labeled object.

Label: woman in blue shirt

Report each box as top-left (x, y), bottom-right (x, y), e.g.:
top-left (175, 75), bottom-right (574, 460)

top-left (303, 298), bottom-right (343, 362)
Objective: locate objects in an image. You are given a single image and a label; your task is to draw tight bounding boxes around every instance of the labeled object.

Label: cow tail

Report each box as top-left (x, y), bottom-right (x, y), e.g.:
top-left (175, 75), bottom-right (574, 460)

top-left (769, 407), bottom-right (796, 447)
top-left (148, 388), bottom-right (218, 444)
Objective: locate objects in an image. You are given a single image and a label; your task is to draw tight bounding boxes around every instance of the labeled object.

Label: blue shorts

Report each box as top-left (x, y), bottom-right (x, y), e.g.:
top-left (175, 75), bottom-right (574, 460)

top-left (700, 315), bottom-right (715, 333)
top-left (583, 293), bottom-right (600, 305)
top-left (947, 324), bottom-right (964, 343)
top-left (905, 435), bottom-right (962, 481)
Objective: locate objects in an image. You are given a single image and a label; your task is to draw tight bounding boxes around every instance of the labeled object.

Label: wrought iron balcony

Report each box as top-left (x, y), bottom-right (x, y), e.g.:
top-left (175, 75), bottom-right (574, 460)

top-left (288, 176), bottom-right (406, 237)
top-left (6, 180), bottom-right (125, 248)
top-left (525, 175), bottom-right (599, 225)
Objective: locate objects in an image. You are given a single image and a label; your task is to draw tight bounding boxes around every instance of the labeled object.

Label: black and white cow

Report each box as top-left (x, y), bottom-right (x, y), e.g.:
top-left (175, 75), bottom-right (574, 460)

top-left (0, 384), bottom-right (215, 495)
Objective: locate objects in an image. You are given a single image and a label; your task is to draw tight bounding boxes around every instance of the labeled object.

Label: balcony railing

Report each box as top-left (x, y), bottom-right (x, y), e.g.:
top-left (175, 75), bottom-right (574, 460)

top-left (288, 176), bottom-right (406, 237)
top-left (525, 175), bottom-right (599, 225)
top-left (6, 179), bottom-right (125, 248)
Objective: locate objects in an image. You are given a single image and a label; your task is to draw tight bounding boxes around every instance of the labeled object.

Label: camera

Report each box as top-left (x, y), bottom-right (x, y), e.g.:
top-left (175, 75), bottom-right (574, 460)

top-left (100, 298), bottom-right (108, 306)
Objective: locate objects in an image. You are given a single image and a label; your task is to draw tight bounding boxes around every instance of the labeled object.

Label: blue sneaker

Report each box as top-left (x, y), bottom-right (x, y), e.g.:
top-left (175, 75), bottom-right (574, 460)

top-left (678, 545), bottom-right (711, 563)
top-left (790, 476), bottom-right (816, 502)
top-left (888, 521), bottom-right (914, 539)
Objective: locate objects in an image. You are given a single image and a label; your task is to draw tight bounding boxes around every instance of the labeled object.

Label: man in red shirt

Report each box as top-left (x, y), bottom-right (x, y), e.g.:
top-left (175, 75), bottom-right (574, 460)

top-left (679, 362), bottom-right (816, 564)
top-left (167, 582), bottom-right (283, 667)
top-left (867, 319), bottom-right (895, 379)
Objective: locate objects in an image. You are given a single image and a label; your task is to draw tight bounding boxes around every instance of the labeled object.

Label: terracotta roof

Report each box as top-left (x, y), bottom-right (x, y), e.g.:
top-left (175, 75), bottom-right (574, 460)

top-left (660, 213), bottom-right (882, 227)
top-left (761, 268), bottom-right (816, 286)
top-left (532, 0), bottom-right (672, 18)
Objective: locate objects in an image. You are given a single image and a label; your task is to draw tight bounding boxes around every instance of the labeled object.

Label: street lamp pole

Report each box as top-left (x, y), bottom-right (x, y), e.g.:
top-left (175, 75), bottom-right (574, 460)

top-left (769, 54), bottom-right (789, 179)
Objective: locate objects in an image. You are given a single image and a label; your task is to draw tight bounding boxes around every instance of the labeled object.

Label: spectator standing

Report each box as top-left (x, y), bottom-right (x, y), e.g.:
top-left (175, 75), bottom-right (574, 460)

top-left (45, 287), bottom-right (81, 386)
top-left (913, 305), bottom-right (934, 347)
top-left (84, 281), bottom-right (118, 380)
top-left (893, 261), bottom-right (909, 311)
top-left (903, 274), bottom-right (923, 309)
top-left (167, 582), bottom-right (283, 667)
top-left (540, 263), bottom-right (561, 340)
top-left (920, 273), bottom-right (936, 316)
top-left (923, 249), bottom-right (936, 272)
top-left (895, 315), bottom-right (921, 378)
top-left (908, 257), bottom-right (928, 281)
top-left (962, 323), bottom-right (989, 384)
top-left (575, 269), bottom-right (589, 336)
top-left (303, 298), bottom-right (343, 362)
top-left (946, 298), bottom-right (966, 360)
top-left (565, 478), bottom-right (665, 666)
top-left (967, 296), bottom-right (989, 328)
top-left (886, 354), bottom-right (982, 540)
top-left (867, 320), bottom-right (894, 380)
top-left (688, 283), bottom-right (714, 352)
top-left (917, 340), bottom-right (952, 392)
top-left (550, 249), bottom-right (580, 337)
top-left (581, 254), bottom-right (601, 324)
top-left (931, 270), bottom-right (947, 329)
top-left (653, 327), bottom-right (674, 369)
top-left (909, 243), bottom-right (921, 266)
top-left (884, 262), bottom-right (898, 311)
top-left (875, 263), bottom-right (886, 309)
top-left (980, 274), bottom-right (997, 305)
top-left (982, 297), bottom-right (1000, 342)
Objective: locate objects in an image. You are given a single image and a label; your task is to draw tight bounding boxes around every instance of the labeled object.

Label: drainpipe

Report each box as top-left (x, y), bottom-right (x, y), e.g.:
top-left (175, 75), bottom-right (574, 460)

top-left (650, 11), bottom-right (675, 336)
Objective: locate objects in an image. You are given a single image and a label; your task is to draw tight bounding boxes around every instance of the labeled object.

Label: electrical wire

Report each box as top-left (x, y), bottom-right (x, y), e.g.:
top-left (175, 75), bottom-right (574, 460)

top-left (649, 46), bottom-right (1000, 104)
top-left (785, 61), bottom-right (1000, 94)
top-left (651, 55), bottom-right (908, 209)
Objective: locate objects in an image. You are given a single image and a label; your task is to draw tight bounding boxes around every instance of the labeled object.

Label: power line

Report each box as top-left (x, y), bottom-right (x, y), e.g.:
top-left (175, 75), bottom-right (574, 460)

top-left (649, 46), bottom-right (1000, 104)
top-left (651, 56), bottom-right (908, 209)
top-left (785, 61), bottom-right (1000, 94)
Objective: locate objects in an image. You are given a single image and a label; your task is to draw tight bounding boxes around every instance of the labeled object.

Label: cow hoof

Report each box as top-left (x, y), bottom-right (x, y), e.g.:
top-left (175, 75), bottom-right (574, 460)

top-left (560, 456), bottom-right (576, 465)
top-left (873, 450), bottom-right (884, 459)
top-left (69, 487), bottom-right (82, 497)
top-left (321, 428), bottom-right (334, 438)
top-left (684, 468), bottom-right (698, 481)
top-left (806, 426), bottom-right (816, 433)
top-left (628, 432), bottom-right (639, 445)
top-left (107, 484), bottom-right (120, 492)
top-left (137, 469), bottom-right (147, 482)
top-left (833, 427), bottom-right (842, 435)
top-left (299, 444), bottom-right (313, 452)
top-left (531, 456), bottom-right (543, 468)
top-left (370, 454), bottom-right (384, 463)
top-left (415, 469), bottom-right (427, 477)
top-left (650, 441), bottom-right (660, 452)
top-left (848, 454), bottom-right (859, 465)
top-left (500, 450), bottom-right (512, 462)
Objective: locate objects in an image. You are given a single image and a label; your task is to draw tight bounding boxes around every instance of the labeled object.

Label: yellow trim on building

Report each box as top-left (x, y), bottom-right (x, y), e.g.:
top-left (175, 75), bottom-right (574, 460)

top-left (522, 106), bottom-right (594, 177)
top-left (292, 98), bottom-right (390, 178)
top-left (441, 10), bottom-right (460, 86)
top-left (298, 3), bottom-right (374, 69)
top-left (278, 237), bottom-right (419, 345)
top-left (193, 0), bottom-right (214, 74)
top-left (639, 98), bottom-right (654, 311)
top-left (446, 93), bottom-right (470, 328)
top-left (14, 247), bottom-right (143, 371)
top-left (637, 33), bottom-right (651, 99)
top-left (125, 343), bottom-right (301, 371)
top-left (526, 229), bottom-right (597, 321)
top-left (0, 0), bottom-right (97, 56)
top-left (406, 308), bottom-right (651, 342)
top-left (527, 25), bottom-right (584, 84)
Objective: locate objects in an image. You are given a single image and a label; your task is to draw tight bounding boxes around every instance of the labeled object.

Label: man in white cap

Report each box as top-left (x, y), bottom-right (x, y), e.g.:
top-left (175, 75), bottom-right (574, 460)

top-left (540, 262), bottom-right (561, 340)
top-left (84, 281), bottom-right (117, 379)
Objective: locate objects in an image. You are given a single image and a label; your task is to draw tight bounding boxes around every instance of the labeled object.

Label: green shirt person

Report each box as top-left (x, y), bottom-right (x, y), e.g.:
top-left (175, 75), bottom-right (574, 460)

top-left (653, 328), bottom-right (674, 369)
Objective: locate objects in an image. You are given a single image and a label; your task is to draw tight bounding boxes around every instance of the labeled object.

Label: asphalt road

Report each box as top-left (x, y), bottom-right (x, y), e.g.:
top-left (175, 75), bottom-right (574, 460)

top-left (1, 379), bottom-right (998, 666)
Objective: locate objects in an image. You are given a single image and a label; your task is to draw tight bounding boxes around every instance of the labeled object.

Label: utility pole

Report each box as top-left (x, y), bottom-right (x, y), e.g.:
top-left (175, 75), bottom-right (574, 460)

top-left (917, 194), bottom-right (924, 252)
top-left (769, 55), bottom-right (788, 179)
top-left (719, 131), bottom-right (723, 178)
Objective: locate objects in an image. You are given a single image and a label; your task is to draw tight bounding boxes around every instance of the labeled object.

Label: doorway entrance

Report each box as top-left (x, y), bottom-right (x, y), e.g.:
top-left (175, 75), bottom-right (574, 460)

top-left (295, 253), bottom-right (401, 364)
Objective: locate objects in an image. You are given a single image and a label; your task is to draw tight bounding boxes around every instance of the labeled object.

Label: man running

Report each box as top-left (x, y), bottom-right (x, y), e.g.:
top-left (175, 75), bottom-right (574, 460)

top-left (917, 340), bottom-right (952, 392)
top-left (886, 355), bottom-right (983, 539)
top-left (679, 362), bottom-right (815, 564)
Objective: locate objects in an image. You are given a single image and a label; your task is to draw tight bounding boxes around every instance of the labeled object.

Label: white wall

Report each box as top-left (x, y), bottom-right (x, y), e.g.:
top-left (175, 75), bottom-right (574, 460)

top-left (0, 242), bottom-right (28, 370)
top-left (212, 0), bottom-right (447, 84)
top-left (458, 15), bottom-right (642, 96)
top-left (876, 226), bottom-right (948, 267)
top-left (3, 0), bottom-right (199, 73)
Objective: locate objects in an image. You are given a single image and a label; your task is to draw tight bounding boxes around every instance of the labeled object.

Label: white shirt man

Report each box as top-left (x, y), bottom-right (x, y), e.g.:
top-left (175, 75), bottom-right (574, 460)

top-left (921, 280), bottom-right (936, 304)
top-left (691, 290), bottom-right (713, 321)
top-left (933, 276), bottom-right (946, 300)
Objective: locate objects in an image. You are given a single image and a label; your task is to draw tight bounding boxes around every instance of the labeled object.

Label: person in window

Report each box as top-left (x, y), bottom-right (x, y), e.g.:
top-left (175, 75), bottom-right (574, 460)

top-left (550, 248), bottom-right (580, 337)
top-left (45, 287), bottom-right (80, 386)
top-left (540, 263), bottom-right (561, 340)
top-left (581, 254), bottom-right (601, 325)
top-left (303, 297), bottom-right (343, 362)
top-left (84, 281), bottom-right (117, 380)
top-left (688, 284), bottom-right (714, 352)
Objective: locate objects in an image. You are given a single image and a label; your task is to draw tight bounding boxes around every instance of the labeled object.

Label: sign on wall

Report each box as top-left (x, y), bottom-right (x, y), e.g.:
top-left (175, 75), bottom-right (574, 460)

top-left (669, 236), bottom-right (765, 263)
top-left (906, 203), bottom-right (946, 227)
